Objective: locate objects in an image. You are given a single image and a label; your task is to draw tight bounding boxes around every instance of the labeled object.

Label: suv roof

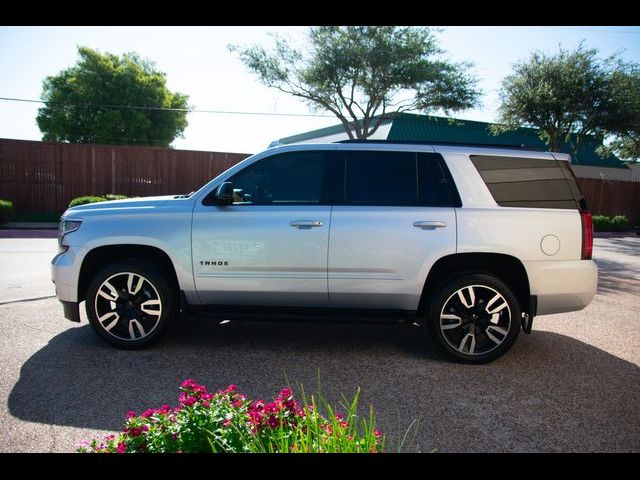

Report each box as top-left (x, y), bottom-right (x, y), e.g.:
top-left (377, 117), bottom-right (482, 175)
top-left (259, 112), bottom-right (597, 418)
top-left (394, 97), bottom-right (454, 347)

top-left (337, 139), bottom-right (549, 152)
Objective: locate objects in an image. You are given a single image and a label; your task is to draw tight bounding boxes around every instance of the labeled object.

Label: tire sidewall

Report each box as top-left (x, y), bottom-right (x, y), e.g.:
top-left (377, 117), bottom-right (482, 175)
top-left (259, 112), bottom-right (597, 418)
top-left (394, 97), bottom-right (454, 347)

top-left (86, 260), bottom-right (175, 349)
top-left (426, 273), bottom-right (521, 363)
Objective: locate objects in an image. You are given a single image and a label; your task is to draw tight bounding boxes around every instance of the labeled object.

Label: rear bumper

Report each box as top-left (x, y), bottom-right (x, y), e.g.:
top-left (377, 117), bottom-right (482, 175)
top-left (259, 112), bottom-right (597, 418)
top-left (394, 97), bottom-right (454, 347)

top-left (524, 259), bottom-right (598, 316)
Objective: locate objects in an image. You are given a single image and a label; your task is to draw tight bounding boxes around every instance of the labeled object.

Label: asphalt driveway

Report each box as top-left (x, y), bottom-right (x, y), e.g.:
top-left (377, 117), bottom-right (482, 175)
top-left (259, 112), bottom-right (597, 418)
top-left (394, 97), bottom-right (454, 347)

top-left (0, 236), bottom-right (638, 452)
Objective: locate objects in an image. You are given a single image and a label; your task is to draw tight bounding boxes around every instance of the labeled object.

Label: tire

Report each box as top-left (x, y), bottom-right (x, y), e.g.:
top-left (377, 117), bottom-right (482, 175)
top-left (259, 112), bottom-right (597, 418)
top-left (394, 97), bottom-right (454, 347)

top-left (85, 259), bottom-right (176, 349)
top-left (425, 273), bottom-right (521, 363)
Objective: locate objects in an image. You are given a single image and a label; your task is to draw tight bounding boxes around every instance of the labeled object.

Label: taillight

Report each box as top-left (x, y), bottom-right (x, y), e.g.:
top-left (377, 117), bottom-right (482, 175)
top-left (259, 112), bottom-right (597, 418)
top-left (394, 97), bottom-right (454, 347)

top-left (581, 210), bottom-right (593, 260)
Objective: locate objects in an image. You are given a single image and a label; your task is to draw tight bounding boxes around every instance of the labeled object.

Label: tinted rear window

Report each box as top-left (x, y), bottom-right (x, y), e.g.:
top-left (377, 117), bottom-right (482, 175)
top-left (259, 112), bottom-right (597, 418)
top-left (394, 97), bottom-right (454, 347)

top-left (340, 151), bottom-right (459, 206)
top-left (345, 151), bottom-right (417, 205)
top-left (470, 155), bottom-right (580, 209)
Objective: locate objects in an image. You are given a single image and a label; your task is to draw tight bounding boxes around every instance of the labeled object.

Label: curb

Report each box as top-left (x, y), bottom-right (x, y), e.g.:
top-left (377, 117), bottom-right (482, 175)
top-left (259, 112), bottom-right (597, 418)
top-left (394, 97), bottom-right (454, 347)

top-left (0, 295), bottom-right (56, 306)
top-left (0, 229), bottom-right (58, 238)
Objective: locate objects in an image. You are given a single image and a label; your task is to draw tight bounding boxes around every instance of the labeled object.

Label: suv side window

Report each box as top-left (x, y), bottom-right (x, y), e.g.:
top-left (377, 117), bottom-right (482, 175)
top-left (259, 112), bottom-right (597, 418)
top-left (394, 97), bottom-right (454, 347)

top-left (338, 150), bottom-right (459, 207)
top-left (344, 151), bottom-right (417, 205)
top-left (228, 151), bottom-right (333, 205)
top-left (470, 155), bottom-right (580, 209)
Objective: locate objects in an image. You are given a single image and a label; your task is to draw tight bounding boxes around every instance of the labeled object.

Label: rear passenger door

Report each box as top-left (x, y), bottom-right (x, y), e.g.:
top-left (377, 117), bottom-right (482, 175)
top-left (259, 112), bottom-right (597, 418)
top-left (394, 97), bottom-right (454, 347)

top-left (327, 150), bottom-right (458, 311)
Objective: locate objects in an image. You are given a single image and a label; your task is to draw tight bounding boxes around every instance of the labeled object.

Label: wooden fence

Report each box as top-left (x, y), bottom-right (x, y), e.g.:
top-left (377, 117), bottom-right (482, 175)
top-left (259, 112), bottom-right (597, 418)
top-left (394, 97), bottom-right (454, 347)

top-left (0, 138), bottom-right (250, 215)
top-left (0, 138), bottom-right (638, 225)
top-left (577, 178), bottom-right (640, 226)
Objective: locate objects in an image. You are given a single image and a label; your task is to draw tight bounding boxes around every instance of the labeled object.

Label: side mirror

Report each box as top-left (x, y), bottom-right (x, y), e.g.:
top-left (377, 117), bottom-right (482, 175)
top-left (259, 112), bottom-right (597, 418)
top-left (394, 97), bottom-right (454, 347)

top-left (216, 182), bottom-right (234, 204)
top-left (202, 181), bottom-right (234, 206)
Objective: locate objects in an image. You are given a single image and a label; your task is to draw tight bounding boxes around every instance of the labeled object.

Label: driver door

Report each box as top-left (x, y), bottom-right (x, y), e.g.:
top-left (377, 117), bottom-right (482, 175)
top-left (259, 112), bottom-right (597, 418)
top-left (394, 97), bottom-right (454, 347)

top-left (191, 150), bottom-right (335, 307)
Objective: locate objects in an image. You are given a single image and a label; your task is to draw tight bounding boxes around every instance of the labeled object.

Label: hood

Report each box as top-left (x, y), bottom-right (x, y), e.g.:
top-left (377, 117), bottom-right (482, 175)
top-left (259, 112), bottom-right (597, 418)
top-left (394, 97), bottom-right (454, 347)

top-left (65, 195), bottom-right (176, 214)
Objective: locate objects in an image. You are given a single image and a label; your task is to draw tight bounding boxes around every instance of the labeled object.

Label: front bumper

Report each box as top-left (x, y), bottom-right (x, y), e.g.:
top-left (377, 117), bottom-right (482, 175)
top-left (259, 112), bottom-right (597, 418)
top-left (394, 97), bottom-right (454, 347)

top-left (51, 247), bottom-right (84, 303)
top-left (524, 259), bottom-right (598, 316)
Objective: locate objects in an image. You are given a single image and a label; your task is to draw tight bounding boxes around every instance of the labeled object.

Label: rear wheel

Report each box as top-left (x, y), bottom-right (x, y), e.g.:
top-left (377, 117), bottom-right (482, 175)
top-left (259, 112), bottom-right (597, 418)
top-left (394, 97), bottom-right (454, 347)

top-left (425, 273), bottom-right (521, 363)
top-left (86, 260), bottom-right (176, 349)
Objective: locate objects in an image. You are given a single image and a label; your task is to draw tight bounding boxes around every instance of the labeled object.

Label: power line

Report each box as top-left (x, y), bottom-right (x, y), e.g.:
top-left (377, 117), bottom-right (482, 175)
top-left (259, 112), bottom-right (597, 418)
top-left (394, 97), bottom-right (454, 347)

top-left (0, 96), bottom-right (335, 118)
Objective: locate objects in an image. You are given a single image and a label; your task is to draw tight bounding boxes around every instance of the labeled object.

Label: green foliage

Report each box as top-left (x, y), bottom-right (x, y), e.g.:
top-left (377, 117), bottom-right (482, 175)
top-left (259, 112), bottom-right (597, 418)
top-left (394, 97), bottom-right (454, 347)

top-left (37, 46), bottom-right (189, 147)
top-left (69, 194), bottom-right (129, 208)
top-left (0, 199), bottom-right (14, 223)
top-left (611, 215), bottom-right (631, 231)
top-left (77, 380), bottom-right (386, 454)
top-left (230, 26), bottom-right (480, 139)
top-left (104, 194), bottom-right (128, 201)
top-left (593, 215), bottom-right (631, 232)
top-left (494, 43), bottom-right (640, 153)
top-left (69, 196), bottom-right (107, 207)
top-left (592, 215), bottom-right (612, 231)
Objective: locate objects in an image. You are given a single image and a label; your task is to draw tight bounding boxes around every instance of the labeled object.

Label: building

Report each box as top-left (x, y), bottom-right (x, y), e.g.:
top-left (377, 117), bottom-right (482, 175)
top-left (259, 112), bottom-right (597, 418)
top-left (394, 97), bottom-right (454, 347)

top-left (277, 112), bottom-right (632, 180)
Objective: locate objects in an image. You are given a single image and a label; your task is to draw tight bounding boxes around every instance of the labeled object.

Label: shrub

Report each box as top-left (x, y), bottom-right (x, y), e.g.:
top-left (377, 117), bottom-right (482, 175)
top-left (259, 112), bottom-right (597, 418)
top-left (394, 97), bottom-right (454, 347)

top-left (610, 215), bottom-right (631, 232)
top-left (0, 199), bottom-right (14, 223)
top-left (592, 215), bottom-right (612, 232)
top-left (104, 194), bottom-right (128, 201)
top-left (592, 214), bottom-right (631, 232)
top-left (69, 194), bottom-right (129, 208)
top-left (77, 379), bottom-right (385, 453)
top-left (69, 196), bottom-right (107, 208)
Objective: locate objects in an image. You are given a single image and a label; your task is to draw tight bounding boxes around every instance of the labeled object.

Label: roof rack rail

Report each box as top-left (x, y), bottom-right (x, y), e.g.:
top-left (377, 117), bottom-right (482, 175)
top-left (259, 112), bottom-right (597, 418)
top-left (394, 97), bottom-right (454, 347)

top-left (336, 139), bottom-right (550, 152)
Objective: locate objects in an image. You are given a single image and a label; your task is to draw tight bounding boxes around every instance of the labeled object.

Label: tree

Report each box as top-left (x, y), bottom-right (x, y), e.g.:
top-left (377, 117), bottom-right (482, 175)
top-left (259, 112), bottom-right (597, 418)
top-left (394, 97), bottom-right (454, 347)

top-left (230, 26), bottom-right (480, 139)
top-left (494, 43), bottom-right (639, 153)
top-left (37, 46), bottom-right (189, 147)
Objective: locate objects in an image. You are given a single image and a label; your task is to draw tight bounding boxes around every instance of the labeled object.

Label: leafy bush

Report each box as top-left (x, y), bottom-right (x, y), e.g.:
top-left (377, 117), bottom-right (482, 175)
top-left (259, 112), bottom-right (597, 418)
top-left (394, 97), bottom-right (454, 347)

top-left (69, 196), bottom-right (107, 208)
top-left (592, 215), bottom-right (612, 232)
top-left (104, 194), bottom-right (128, 201)
top-left (77, 379), bottom-right (385, 453)
top-left (592, 214), bottom-right (631, 232)
top-left (69, 194), bottom-right (128, 208)
top-left (611, 215), bottom-right (631, 232)
top-left (0, 199), bottom-right (14, 223)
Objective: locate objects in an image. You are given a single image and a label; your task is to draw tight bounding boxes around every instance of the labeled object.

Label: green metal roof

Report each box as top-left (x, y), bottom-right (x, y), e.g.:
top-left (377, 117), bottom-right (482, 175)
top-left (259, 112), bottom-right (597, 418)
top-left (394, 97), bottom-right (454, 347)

top-left (279, 112), bottom-right (626, 169)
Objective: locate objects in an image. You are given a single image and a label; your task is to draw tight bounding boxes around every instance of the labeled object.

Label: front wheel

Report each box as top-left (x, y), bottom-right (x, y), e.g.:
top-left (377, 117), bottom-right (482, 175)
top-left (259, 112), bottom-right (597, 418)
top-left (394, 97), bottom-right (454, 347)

top-left (425, 273), bottom-right (521, 363)
top-left (86, 260), bottom-right (176, 349)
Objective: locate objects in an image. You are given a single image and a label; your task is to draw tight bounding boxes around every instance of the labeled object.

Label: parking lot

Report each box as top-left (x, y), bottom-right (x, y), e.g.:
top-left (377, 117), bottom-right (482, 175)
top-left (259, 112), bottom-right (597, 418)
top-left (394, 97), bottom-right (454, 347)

top-left (0, 236), bottom-right (638, 452)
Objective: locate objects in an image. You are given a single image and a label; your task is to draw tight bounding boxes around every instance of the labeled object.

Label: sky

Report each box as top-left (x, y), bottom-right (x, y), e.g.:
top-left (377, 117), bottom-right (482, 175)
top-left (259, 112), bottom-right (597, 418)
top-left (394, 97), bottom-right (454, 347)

top-left (0, 26), bottom-right (639, 154)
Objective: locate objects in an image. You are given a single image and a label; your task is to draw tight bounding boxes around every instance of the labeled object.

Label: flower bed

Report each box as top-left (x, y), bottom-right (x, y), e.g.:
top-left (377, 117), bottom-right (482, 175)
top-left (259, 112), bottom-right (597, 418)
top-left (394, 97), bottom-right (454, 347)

top-left (78, 379), bottom-right (384, 453)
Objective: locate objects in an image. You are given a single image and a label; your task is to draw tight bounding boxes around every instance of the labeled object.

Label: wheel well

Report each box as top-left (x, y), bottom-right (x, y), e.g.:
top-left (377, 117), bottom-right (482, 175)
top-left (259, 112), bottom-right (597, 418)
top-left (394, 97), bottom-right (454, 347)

top-left (78, 245), bottom-right (180, 302)
top-left (417, 253), bottom-right (531, 316)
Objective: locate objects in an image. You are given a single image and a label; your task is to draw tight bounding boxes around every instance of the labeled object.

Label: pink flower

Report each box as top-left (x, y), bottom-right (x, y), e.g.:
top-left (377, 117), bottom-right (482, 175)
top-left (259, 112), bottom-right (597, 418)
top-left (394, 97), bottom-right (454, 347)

top-left (142, 425), bottom-right (149, 432)
top-left (105, 434), bottom-right (115, 441)
top-left (226, 384), bottom-right (237, 393)
top-left (140, 409), bottom-right (156, 418)
top-left (183, 396), bottom-right (197, 407)
top-left (202, 400), bottom-right (211, 408)
top-left (374, 429), bottom-right (383, 437)
top-left (116, 442), bottom-right (126, 453)
top-left (250, 400), bottom-right (265, 411)
top-left (159, 404), bottom-right (171, 414)
top-left (278, 388), bottom-right (293, 401)
top-left (335, 414), bottom-right (344, 421)
top-left (267, 415), bottom-right (280, 429)
top-left (126, 411), bottom-right (137, 419)
top-left (222, 419), bottom-right (232, 427)
top-left (128, 427), bottom-right (142, 437)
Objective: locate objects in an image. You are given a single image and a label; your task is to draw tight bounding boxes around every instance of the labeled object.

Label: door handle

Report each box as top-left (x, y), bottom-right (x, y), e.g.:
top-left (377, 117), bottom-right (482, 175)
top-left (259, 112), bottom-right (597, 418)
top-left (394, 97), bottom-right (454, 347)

top-left (413, 221), bottom-right (447, 229)
top-left (290, 220), bottom-right (324, 228)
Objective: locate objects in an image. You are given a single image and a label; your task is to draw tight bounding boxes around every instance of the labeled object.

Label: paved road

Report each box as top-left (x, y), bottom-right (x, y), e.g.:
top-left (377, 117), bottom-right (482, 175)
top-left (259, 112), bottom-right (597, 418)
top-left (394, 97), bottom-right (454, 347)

top-left (0, 238), bottom-right (57, 303)
top-left (0, 237), bottom-right (638, 452)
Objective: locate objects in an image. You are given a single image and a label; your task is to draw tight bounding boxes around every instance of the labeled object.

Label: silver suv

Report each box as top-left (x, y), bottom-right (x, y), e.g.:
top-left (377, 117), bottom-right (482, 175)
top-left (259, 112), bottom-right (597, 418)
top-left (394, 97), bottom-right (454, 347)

top-left (52, 142), bottom-right (598, 363)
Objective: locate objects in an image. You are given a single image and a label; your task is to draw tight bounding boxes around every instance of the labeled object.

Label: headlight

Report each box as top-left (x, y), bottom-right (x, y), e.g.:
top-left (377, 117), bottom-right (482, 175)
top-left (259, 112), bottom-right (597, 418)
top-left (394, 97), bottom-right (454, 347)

top-left (59, 219), bottom-right (82, 243)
